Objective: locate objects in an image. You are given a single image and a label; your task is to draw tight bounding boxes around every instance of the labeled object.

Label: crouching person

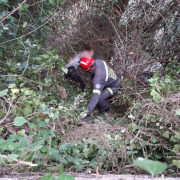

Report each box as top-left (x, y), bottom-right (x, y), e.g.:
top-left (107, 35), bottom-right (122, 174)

top-left (80, 57), bottom-right (121, 120)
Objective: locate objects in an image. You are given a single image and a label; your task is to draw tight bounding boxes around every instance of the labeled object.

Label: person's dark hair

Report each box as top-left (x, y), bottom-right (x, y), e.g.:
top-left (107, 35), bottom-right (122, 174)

top-left (82, 44), bottom-right (93, 51)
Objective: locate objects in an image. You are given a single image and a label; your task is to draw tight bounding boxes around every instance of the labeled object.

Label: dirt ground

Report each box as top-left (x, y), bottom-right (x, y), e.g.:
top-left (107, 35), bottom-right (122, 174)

top-left (72, 174), bottom-right (180, 180)
top-left (1, 173), bottom-right (180, 180)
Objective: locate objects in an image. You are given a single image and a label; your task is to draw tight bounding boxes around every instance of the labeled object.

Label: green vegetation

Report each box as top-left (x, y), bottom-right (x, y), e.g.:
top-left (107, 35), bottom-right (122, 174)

top-left (39, 169), bottom-right (75, 180)
top-left (134, 158), bottom-right (167, 179)
top-left (0, 0), bottom-right (180, 178)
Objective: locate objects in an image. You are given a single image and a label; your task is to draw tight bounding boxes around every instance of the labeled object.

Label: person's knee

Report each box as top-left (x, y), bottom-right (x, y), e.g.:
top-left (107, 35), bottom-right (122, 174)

top-left (98, 95), bottom-right (107, 106)
top-left (98, 93), bottom-right (110, 110)
top-left (99, 94), bottom-right (105, 101)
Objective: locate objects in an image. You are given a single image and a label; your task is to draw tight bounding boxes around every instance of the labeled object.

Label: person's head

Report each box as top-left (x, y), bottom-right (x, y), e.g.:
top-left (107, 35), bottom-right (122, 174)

top-left (81, 44), bottom-right (94, 58)
top-left (80, 56), bottom-right (95, 72)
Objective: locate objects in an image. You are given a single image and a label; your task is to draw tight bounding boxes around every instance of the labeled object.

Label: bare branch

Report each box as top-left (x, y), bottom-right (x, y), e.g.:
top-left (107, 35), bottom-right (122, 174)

top-left (0, 155), bottom-right (37, 167)
top-left (0, 0), bottom-right (27, 24)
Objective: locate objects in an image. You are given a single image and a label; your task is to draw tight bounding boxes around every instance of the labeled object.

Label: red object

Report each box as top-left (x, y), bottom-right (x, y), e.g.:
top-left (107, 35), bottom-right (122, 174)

top-left (80, 57), bottom-right (95, 72)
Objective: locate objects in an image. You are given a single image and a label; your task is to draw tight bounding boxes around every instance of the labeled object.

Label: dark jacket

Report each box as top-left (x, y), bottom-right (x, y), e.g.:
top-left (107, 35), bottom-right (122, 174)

top-left (87, 59), bottom-right (120, 112)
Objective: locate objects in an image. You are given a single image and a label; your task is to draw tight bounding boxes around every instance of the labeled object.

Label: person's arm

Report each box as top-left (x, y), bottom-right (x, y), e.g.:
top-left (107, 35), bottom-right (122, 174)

top-left (87, 75), bottom-right (105, 113)
top-left (70, 56), bottom-right (76, 61)
top-left (80, 75), bottom-right (104, 120)
top-left (65, 54), bottom-right (82, 68)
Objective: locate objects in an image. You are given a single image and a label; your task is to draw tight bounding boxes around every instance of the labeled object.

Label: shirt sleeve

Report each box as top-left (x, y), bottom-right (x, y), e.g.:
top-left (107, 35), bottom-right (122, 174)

top-left (65, 54), bottom-right (82, 68)
top-left (87, 74), bottom-right (106, 113)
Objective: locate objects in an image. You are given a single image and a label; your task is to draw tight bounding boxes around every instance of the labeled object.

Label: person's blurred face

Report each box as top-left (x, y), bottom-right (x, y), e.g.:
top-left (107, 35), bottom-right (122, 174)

top-left (82, 50), bottom-right (94, 57)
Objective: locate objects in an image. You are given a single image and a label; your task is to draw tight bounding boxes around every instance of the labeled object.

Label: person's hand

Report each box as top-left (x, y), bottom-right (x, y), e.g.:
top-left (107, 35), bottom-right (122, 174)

top-left (80, 109), bottom-right (90, 120)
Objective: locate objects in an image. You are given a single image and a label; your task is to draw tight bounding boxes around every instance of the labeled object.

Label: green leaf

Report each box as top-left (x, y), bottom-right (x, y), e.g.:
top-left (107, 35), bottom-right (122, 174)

top-left (58, 158), bottom-right (67, 164)
top-left (0, 128), bottom-right (3, 133)
top-left (17, 129), bottom-right (25, 137)
top-left (150, 89), bottom-right (161, 102)
top-left (152, 139), bottom-right (157, 143)
top-left (30, 137), bottom-right (46, 152)
top-left (23, 21), bottom-right (27, 28)
top-left (62, 67), bottom-right (68, 74)
top-left (47, 166), bottom-right (62, 173)
top-left (74, 158), bottom-right (81, 165)
top-left (72, 148), bottom-right (80, 157)
top-left (59, 165), bottom-right (64, 175)
top-left (133, 158), bottom-right (167, 175)
top-left (63, 143), bottom-right (71, 151)
top-left (8, 84), bottom-right (16, 88)
top-left (175, 109), bottom-right (180, 115)
top-left (49, 0), bottom-right (55, 5)
top-left (170, 136), bottom-right (178, 143)
top-left (1, 0), bottom-right (8, 3)
top-left (40, 54), bottom-right (49, 58)
top-left (39, 174), bottom-right (56, 180)
top-left (172, 145), bottom-right (180, 153)
top-left (128, 114), bottom-right (135, 119)
top-left (121, 129), bottom-right (126, 133)
top-left (33, 68), bottom-right (41, 73)
top-left (162, 131), bottom-right (169, 138)
top-left (33, 98), bottom-right (40, 105)
top-left (38, 121), bottom-right (46, 128)
top-left (6, 142), bottom-right (21, 151)
top-left (83, 148), bottom-right (89, 158)
top-left (156, 123), bottom-right (160, 126)
top-left (28, 122), bottom-right (35, 129)
top-left (58, 62), bottom-right (64, 68)
top-left (0, 110), bottom-right (6, 116)
top-left (7, 154), bottom-right (18, 162)
top-left (30, 144), bottom-right (43, 152)
top-left (104, 133), bottom-right (111, 139)
top-left (66, 155), bottom-right (74, 162)
top-left (21, 4), bottom-right (29, 11)
top-left (34, 124), bottom-right (40, 131)
top-left (58, 173), bottom-right (75, 180)
top-left (49, 149), bottom-right (59, 157)
top-left (173, 160), bottom-right (180, 169)
top-left (30, 140), bottom-right (46, 152)
top-left (0, 89), bottom-right (8, 96)
top-left (40, 146), bottom-right (48, 153)
top-left (99, 12), bottom-right (103, 16)
top-left (13, 117), bottom-right (27, 126)
top-left (22, 107), bottom-right (32, 115)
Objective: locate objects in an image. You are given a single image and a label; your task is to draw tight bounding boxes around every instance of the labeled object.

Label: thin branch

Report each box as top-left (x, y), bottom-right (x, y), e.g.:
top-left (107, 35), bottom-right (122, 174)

top-left (0, 9), bottom-right (62, 45)
top-left (19, 77), bottom-right (50, 87)
top-left (0, 0), bottom-right (27, 24)
top-left (19, 136), bottom-right (33, 160)
top-left (0, 54), bottom-right (30, 77)
top-left (127, 51), bottom-right (180, 69)
top-left (29, 0), bottom-right (46, 7)
top-left (95, 166), bottom-right (99, 180)
top-left (0, 97), bottom-right (12, 125)
top-left (0, 155), bottom-right (37, 167)
top-left (21, 53), bottom-right (30, 76)
top-left (0, 106), bottom-right (11, 125)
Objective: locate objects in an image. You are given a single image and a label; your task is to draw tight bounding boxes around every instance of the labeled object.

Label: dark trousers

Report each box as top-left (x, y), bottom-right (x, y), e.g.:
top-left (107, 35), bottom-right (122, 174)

top-left (65, 66), bottom-right (85, 91)
top-left (98, 84), bottom-right (121, 112)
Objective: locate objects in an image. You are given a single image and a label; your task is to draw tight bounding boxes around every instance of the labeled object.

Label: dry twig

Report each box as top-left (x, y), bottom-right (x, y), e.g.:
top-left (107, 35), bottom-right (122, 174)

top-left (0, 155), bottom-right (37, 167)
top-left (0, 0), bottom-right (27, 24)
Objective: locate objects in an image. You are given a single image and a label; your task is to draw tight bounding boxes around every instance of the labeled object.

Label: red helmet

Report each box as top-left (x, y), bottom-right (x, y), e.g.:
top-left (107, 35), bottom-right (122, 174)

top-left (80, 57), bottom-right (95, 72)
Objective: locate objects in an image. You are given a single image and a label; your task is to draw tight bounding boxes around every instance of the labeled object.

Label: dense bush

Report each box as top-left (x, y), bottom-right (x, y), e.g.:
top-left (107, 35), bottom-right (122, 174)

top-left (0, 0), bottom-right (180, 177)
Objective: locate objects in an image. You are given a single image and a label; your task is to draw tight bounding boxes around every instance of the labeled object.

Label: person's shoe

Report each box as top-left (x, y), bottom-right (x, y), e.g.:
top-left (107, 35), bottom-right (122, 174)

top-left (82, 86), bottom-right (86, 92)
top-left (98, 107), bottom-right (110, 115)
top-left (103, 107), bottom-right (110, 113)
